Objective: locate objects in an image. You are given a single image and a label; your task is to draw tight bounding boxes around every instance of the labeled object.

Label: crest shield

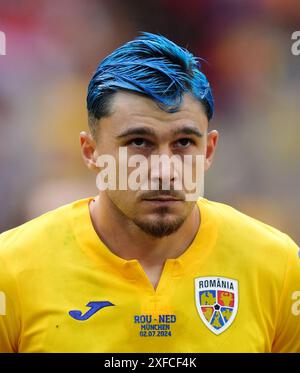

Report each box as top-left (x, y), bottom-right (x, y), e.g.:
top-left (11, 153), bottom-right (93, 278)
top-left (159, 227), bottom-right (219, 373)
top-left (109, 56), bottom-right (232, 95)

top-left (195, 276), bottom-right (238, 335)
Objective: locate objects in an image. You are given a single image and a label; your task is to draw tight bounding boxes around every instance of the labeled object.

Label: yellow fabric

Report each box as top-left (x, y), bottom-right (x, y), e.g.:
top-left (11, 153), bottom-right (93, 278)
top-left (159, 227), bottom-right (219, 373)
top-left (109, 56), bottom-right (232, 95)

top-left (0, 197), bottom-right (299, 352)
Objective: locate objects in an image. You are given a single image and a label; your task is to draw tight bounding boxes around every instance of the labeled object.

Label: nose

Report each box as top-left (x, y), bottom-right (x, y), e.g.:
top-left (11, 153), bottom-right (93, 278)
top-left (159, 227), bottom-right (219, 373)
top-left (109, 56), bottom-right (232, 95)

top-left (149, 146), bottom-right (182, 190)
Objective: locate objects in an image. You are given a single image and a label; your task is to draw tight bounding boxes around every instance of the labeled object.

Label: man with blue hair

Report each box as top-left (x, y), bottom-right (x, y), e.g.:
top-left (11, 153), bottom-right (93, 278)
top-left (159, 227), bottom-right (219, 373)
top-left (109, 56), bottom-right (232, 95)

top-left (0, 33), bottom-right (299, 352)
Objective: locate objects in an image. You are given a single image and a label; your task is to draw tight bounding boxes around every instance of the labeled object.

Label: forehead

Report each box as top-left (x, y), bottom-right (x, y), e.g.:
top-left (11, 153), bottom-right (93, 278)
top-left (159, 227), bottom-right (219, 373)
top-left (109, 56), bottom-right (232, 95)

top-left (105, 91), bottom-right (208, 135)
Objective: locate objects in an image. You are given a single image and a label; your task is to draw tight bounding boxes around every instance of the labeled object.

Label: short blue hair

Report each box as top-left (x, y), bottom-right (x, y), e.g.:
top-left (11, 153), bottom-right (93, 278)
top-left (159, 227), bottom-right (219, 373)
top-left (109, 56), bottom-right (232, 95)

top-left (87, 32), bottom-right (214, 135)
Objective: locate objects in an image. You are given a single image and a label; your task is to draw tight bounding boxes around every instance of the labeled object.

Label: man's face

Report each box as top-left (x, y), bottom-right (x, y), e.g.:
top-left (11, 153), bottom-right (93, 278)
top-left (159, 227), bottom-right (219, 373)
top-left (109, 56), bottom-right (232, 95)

top-left (83, 91), bottom-right (218, 237)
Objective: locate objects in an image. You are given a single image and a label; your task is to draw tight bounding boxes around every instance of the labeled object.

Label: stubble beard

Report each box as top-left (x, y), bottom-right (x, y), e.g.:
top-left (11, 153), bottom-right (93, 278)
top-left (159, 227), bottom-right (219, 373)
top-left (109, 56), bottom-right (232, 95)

top-left (133, 206), bottom-right (186, 238)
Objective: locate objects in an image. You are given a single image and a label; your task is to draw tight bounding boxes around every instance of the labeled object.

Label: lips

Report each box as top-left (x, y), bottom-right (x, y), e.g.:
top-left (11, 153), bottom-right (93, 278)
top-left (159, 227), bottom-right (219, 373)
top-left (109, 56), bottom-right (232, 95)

top-left (145, 198), bottom-right (180, 201)
top-left (143, 196), bottom-right (183, 202)
top-left (141, 190), bottom-right (185, 203)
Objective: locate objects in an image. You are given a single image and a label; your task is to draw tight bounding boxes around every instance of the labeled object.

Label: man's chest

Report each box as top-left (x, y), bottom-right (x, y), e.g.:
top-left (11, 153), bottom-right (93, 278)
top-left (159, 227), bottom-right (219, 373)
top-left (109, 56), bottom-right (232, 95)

top-left (19, 269), bottom-right (274, 352)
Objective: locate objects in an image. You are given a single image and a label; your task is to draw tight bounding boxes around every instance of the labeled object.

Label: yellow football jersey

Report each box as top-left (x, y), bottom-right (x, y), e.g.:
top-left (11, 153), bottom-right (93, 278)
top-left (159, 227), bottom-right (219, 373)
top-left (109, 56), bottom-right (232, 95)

top-left (0, 197), bottom-right (299, 352)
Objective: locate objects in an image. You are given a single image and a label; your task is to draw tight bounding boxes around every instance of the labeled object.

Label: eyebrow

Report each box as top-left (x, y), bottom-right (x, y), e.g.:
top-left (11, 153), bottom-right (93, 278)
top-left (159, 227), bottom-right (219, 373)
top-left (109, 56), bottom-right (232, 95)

top-left (117, 127), bottom-right (157, 139)
top-left (172, 126), bottom-right (203, 138)
top-left (117, 125), bottom-right (203, 139)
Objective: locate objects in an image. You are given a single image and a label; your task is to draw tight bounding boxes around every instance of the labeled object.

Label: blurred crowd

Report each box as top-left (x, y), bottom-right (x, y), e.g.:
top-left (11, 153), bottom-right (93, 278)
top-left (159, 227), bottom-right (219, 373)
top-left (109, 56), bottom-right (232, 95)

top-left (0, 0), bottom-right (300, 243)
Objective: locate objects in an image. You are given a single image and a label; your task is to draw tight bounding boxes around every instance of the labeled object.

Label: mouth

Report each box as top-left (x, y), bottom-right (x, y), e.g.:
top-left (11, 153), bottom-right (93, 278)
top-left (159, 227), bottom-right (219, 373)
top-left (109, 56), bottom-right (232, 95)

top-left (142, 196), bottom-right (184, 204)
top-left (144, 197), bottom-right (181, 201)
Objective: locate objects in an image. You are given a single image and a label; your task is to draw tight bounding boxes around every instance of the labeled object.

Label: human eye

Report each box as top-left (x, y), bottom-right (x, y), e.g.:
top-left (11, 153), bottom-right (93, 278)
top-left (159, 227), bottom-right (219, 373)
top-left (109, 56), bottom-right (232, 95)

top-left (173, 138), bottom-right (196, 149)
top-left (127, 138), bottom-right (153, 149)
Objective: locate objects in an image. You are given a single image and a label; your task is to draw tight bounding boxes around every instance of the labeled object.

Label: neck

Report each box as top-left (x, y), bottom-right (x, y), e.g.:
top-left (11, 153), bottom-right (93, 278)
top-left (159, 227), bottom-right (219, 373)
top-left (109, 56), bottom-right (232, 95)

top-left (89, 193), bottom-right (200, 288)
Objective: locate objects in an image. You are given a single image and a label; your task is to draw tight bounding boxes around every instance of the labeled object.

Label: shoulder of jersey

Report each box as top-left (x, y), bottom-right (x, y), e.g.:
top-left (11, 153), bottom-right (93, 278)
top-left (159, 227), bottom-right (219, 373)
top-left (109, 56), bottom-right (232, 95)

top-left (201, 198), bottom-right (297, 257)
top-left (0, 199), bottom-right (79, 260)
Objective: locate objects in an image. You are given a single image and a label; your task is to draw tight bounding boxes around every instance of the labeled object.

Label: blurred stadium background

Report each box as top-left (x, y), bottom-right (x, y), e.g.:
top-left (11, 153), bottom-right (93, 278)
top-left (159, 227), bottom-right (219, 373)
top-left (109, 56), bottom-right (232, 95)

top-left (0, 0), bottom-right (299, 243)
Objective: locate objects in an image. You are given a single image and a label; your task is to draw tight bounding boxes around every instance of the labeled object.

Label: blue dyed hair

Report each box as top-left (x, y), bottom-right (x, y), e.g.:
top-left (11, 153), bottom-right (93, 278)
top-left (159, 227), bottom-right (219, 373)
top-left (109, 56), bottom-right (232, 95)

top-left (87, 32), bottom-right (214, 136)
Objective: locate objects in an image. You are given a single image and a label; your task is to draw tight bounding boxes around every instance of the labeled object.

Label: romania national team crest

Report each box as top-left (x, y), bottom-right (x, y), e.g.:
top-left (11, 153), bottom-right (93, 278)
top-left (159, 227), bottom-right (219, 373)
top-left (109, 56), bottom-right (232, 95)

top-left (195, 276), bottom-right (238, 335)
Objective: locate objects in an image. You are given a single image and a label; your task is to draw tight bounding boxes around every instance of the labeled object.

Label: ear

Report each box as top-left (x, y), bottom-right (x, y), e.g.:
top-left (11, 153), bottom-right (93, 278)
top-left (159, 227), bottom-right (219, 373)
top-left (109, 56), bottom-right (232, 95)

top-left (79, 131), bottom-right (99, 172)
top-left (205, 130), bottom-right (219, 171)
